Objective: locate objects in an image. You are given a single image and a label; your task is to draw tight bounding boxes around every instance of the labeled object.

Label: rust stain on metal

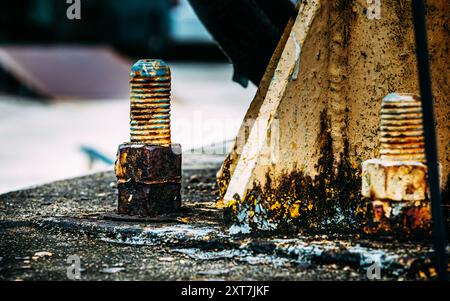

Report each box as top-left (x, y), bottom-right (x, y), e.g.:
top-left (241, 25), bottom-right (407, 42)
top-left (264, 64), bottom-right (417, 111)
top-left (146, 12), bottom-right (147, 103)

top-left (223, 108), bottom-right (433, 239)
top-left (361, 93), bottom-right (431, 234)
top-left (129, 59), bottom-right (172, 146)
top-left (362, 160), bottom-right (427, 201)
top-left (114, 59), bottom-right (181, 217)
top-left (380, 93), bottom-right (425, 162)
top-left (223, 110), bottom-right (367, 234)
top-left (362, 93), bottom-right (428, 202)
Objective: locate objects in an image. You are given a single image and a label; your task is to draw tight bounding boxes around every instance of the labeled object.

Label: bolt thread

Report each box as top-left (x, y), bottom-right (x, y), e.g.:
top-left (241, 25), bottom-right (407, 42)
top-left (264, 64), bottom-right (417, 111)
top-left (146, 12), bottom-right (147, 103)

top-left (380, 93), bottom-right (425, 162)
top-left (129, 59), bottom-right (171, 146)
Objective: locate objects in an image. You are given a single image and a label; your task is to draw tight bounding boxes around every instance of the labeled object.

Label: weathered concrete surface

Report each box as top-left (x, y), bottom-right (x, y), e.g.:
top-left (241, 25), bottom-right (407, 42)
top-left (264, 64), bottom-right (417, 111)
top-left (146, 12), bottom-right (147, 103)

top-left (0, 167), bottom-right (445, 280)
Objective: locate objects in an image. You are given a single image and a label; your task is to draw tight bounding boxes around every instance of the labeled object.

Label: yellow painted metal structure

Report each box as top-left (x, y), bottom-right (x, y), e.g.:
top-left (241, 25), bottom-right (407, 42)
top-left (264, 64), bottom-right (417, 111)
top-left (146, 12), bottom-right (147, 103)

top-left (218, 0), bottom-right (449, 236)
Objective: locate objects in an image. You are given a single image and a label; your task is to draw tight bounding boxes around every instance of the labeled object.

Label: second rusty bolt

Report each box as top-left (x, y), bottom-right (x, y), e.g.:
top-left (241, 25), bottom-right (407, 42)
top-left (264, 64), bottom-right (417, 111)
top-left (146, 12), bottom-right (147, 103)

top-left (362, 93), bottom-right (430, 226)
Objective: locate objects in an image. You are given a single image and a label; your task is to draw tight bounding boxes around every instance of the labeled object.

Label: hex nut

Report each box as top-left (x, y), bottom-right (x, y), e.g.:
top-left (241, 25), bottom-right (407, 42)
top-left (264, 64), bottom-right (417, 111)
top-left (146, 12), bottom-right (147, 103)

top-left (117, 181), bottom-right (181, 216)
top-left (362, 159), bottom-right (427, 202)
top-left (115, 143), bottom-right (181, 216)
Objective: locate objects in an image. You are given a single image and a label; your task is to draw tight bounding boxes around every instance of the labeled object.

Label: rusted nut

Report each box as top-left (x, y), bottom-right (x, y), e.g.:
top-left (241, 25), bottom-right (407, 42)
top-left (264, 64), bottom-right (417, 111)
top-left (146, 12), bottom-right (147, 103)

top-left (362, 93), bottom-right (428, 203)
top-left (362, 159), bottom-right (427, 201)
top-left (361, 93), bottom-right (431, 229)
top-left (115, 143), bottom-right (182, 216)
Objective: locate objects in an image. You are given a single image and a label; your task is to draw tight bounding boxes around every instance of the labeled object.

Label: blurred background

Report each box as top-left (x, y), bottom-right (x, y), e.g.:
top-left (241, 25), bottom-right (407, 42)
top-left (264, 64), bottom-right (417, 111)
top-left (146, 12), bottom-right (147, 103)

top-left (0, 0), bottom-right (258, 193)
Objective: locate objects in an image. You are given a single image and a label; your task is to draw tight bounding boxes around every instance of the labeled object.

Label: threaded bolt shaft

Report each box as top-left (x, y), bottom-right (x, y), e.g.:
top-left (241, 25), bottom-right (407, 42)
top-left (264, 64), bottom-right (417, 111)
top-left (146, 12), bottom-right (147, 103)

top-left (380, 93), bottom-right (425, 162)
top-left (129, 59), bottom-right (171, 146)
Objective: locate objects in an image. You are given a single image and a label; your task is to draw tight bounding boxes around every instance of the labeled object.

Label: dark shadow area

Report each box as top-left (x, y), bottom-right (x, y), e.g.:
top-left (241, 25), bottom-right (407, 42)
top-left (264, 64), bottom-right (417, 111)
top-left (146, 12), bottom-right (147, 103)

top-left (0, 0), bottom-right (227, 61)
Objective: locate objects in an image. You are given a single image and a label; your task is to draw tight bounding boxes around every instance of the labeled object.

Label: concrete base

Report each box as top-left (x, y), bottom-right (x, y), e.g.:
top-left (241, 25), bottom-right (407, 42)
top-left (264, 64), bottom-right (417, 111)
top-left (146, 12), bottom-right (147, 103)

top-left (0, 169), bottom-right (446, 280)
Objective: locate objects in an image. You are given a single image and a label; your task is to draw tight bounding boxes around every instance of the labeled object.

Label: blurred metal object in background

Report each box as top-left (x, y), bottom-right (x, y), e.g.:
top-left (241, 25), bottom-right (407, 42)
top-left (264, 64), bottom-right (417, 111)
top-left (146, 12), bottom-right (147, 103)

top-left (0, 0), bottom-right (215, 57)
top-left (107, 0), bottom-right (172, 54)
top-left (0, 46), bottom-right (130, 100)
top-left (80, 145), bottom-right (114, 169)
top-left (170, 0), bottom-right (213, 44)
top-left (188, 0), bottom-right (297, 87)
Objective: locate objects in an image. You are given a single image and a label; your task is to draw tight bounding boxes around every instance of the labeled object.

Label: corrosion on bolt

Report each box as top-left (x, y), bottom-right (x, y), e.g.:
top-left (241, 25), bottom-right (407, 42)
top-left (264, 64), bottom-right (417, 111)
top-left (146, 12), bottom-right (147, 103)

top-left (130, 59), bottom-right (172, 146)
top-left (115, 59), bottom-right (181, 217)
top-left (380, 93), bottom-right (425, 162)
top-left (362, 93), bottom-right (431, 233)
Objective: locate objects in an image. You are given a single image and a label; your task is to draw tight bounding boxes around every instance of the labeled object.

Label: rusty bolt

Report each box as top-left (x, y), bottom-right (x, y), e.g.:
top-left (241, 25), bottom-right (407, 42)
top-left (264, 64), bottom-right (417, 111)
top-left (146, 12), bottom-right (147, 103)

top-left (114, 59), bottom-right (181, 216)
top-left (362, 93), bottom-right (428, 221)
